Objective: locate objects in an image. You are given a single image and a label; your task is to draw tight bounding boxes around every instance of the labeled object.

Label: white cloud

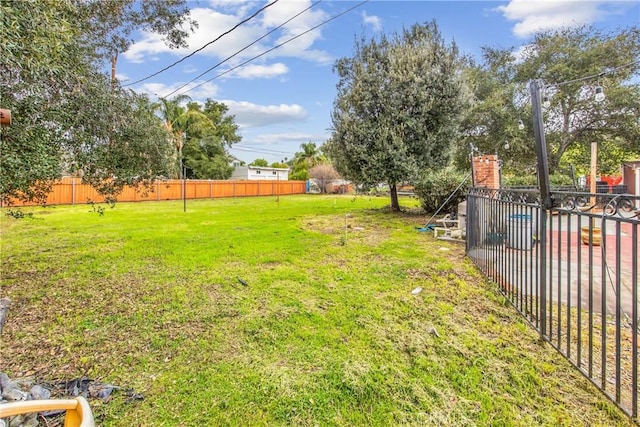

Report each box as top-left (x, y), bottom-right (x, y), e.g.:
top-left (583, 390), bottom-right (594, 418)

top-left (124, 7), bottom-right (265, 63)
top-left (362, 11), bottom-right (382, 32)
top-left (261, 0), bottom-right (331, 63)
top-left (222, 100), bottom-right (308, 128)
top-left (124, 33), bottom-right (166, 63)
top-left (209, 0), bottom-right (254, 16)
top-left (229, 63), bottom-right (289, 79)
top-left (231, 131), bottom-right (330, 162)
top-left (496, 0), bottom-right (618, 37)
top-left (511, 44), bottom-right (534, 63)
top-left (131, 84), bottom-right (308, 129)
top-left (123, 1), bottom-right (332, 69)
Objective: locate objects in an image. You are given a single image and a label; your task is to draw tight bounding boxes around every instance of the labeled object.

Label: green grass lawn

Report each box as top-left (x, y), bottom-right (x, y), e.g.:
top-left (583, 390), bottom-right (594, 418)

top-left (0, 195), bottom-right (632, 426)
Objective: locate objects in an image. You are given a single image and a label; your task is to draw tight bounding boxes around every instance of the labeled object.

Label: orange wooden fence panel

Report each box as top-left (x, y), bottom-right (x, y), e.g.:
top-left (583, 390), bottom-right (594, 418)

top-left (2, 180), bottom-right (307, 207)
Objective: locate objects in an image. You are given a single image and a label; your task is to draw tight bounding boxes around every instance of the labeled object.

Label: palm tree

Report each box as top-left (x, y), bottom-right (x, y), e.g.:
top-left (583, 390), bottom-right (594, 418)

top-left (295, 142), bottom-right (327, 170)
top-left (300, 142), bottom-right (318, 167)
top-left (154, 95), bottom-right (212, 178)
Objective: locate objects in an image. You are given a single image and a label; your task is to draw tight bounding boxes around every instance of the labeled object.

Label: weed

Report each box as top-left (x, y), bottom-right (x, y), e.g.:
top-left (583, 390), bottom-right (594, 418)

top-left (5, 209), bottom-right (33, 219)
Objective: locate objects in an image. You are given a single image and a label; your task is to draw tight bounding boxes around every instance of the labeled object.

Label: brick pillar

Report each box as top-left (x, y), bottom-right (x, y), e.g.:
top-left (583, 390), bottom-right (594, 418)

top-left (472, 155), bottom-right (500, 189)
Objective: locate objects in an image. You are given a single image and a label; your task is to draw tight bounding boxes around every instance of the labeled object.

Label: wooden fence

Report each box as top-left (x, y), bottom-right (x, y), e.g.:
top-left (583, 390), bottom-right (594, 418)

top-left (2, 178), bottom-right (307, 207)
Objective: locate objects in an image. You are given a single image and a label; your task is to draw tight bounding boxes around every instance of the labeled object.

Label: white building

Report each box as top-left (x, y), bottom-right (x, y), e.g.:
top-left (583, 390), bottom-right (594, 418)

top-left (230, 166), bottom-right (289, 181)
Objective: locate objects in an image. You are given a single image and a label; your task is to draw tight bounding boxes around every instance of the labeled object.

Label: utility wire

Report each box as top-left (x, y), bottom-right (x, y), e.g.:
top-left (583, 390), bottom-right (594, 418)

top-left (163, 0), bottom-right (322, 98)
top-left (168, 0), bottom-right (369, 98)
top-left (544, 59), bottom-right (640, 89)
top-left (234, 145), bottom-right (295, 155)
top-left (232, 147), bottom-right (296, 157)
top-left (124, 0), bottom-right (280, 87)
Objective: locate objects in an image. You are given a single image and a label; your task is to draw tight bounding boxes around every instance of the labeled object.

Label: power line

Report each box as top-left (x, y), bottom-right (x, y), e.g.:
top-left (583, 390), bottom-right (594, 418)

top-left (544, 59), bottom-right (640, 89)
top-left (234, 145), bottom-right (294, 155)
top-left (124, 0), bottom-right (280, 87)
top-left (231, 147), bottom-right (296, 159)
top-left (232, 145), bottom-right (296, 156)
top-left (169, 0), bottom-right (369, 98)
top-left (162, 0), bottom-right (323, 99)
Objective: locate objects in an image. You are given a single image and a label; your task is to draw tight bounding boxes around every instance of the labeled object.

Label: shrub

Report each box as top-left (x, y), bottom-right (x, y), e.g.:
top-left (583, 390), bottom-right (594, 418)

top-left (414, 168), bottom-right (469, 213)
top-left (502, 174), bottom-right (537, 187)
top-left (503, 172), bottom-right (574, 187)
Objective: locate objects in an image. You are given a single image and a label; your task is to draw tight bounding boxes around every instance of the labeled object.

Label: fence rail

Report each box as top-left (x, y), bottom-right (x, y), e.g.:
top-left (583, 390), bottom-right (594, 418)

top-left (1, 178), bottom-right (307, 207)
top-left (466, 187), bottom-right (639, 419)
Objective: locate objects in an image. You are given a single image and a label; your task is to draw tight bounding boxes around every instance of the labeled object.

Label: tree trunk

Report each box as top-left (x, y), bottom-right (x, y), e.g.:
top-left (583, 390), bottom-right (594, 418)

top-left (111, 54), bottom-right (118, 89)
top-left (390, 183), bottom-right (400, 212)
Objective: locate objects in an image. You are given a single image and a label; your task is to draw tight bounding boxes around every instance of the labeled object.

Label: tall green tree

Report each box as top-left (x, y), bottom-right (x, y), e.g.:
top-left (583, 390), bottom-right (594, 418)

top-left (297, 142), bottom-right (321, 167)
top-left (153, 97), bottom-right (213, 179)
top-left (78, 0), bottom-right (195, 84)
top-left (326, 22), bottom-right (468, 211)
top-left (457, 25), bottom-right (640, 175)
top-left (183, 100), bottom-right (241, 180)
top-left (288, 142), bottom-right (325, 181)
top-left (70, 86), bottom-right (174, 197)
top-left (0, 0), bottom-right (178, 203)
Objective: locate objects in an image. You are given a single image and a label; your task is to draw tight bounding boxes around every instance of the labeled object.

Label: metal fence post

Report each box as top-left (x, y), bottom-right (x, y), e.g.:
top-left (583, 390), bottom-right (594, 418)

top-left (530, 79), bottom-right (551, 342)
top-left (539, 208), bottom-right (547, 341)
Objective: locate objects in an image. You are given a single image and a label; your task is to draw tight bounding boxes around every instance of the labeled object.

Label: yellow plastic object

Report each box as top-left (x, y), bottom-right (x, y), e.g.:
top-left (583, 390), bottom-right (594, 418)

top-left (0, 397), bottom-right (95, 427)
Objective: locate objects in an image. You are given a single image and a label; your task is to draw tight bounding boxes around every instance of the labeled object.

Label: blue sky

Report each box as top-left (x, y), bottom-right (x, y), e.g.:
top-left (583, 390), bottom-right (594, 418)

top-left (117, 0), bottom-right (640, 163)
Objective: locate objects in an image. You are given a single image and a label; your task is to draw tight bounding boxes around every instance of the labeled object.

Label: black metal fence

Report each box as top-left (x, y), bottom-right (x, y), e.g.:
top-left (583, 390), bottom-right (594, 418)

top-left (466, 187), bottom-right (639, 418)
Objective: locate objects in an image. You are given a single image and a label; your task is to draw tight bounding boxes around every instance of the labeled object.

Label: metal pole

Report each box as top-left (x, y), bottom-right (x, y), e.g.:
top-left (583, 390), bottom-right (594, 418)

top-left (530, 79), bottom-right (550, 341)
top-left (469, 143), bottom-right (476, 187)
top-left (530, 79), bottom-right (552, 210)
top-left (590, 142), bottom-right (597, 207)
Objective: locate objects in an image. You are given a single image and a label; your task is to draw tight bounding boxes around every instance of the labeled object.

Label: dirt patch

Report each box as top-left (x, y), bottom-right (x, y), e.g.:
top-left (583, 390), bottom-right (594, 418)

top-left (303, 213), bottom-right (397, 246)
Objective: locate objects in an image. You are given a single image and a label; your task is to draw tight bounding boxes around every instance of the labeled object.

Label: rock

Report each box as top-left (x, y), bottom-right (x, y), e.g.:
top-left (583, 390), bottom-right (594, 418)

top-left (8, 415), bottom-right (24, 427)
top-left (2, 387), bottom-right (27, 401)
top-left (23, 415), bottom-right (39, 427)
top-left (10, 413), bottom-right (38, 427)
top-left (0, 372), bottom-right (11, 393)
top-left (411, 287), bottom-right (422, 295)
top-left (0, 297), bottom-right (10, 335)
top-left (29, 384), bottom-right (51, 400)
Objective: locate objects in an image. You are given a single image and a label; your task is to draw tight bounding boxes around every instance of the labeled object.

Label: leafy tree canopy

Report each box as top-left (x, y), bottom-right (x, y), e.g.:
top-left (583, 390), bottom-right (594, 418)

top-left (326, 21), bottom-right (468, 211)
top-left (250, 159), bottom-right (269, 167)
top-left (456, 25), bottom-right (640, 175)
top-left (0, 0), bottom-right (193, 203)
top-left (183, 100), bottom-right (241, 180)
top-left (288, 142), bottom-right (326, 180)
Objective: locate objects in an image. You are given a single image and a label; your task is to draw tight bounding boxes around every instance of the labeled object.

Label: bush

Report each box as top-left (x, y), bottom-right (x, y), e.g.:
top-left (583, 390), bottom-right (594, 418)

top-left (502, 174), bottom-right (537, 187)
top-left (503, 172), bottom-right (574, 187)
top-left (414, 168), bottom-right (469, 213)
